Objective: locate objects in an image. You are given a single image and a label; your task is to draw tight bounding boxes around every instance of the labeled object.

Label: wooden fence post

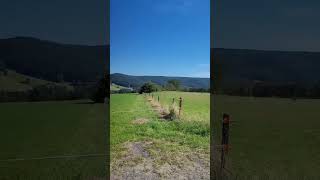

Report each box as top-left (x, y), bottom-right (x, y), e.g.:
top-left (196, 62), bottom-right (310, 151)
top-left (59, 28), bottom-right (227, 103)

top-left (220, 113), bottom-right (230, 172)
top-left (158, 96), bottom-right (160, 102)
top-left (178, 97), bottom-right (182, 117)
top-left (172, 98), bottom-right (175, 104)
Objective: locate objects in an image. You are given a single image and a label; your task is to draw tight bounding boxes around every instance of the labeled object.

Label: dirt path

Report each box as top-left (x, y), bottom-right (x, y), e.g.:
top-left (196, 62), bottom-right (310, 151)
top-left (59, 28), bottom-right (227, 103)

top-left (111, 141), bottom-right (209, 180)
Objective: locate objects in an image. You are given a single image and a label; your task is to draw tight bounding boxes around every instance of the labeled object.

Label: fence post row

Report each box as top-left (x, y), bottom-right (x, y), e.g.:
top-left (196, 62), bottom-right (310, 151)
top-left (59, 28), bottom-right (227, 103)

top-left (178, 97), bottom-right (182, 117)
top-left (220, 113), bottom-right (230, 172)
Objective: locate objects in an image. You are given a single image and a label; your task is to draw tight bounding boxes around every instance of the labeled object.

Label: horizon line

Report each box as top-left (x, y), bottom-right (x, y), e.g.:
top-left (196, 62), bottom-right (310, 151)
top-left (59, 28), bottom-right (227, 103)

top-left (111, 72), bottom-right (210, 79)
top-left (213, 47), bottom-right (320, 53)
top-left (0, 36), bottom-right (109, 47)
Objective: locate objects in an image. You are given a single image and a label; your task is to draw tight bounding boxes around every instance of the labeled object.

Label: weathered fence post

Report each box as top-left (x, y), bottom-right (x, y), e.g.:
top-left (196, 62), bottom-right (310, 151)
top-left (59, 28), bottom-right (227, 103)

top-left (178, 97), bottom-right (182, 117)
top-left (220, 113), bottom-right (230, 172)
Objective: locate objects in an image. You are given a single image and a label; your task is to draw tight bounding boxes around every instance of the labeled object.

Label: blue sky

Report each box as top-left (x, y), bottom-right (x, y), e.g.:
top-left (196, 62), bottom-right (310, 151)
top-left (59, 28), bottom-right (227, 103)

top-left (111, 0), bottom-right (210, 78)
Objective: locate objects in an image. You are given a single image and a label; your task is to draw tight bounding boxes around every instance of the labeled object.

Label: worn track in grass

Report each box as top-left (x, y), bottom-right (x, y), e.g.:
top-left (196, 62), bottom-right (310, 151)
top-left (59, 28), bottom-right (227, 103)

top-left (111, 93), bottom-right (210, 179)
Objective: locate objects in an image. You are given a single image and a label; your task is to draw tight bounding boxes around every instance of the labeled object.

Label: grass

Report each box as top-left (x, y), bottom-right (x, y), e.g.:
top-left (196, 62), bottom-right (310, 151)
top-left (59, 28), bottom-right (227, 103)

top-left (213, 95), bottom-right (320, 179)
top-left (0, 70), bottom-right (73, 91)
top-left (0, 100), bottom-right (107, 179)
top-left (153, 91), bottom-right (209, 123)
top-left (110, 92), bottom-right (210, 167)
top-left (110, 83), bottom-right (126, 91)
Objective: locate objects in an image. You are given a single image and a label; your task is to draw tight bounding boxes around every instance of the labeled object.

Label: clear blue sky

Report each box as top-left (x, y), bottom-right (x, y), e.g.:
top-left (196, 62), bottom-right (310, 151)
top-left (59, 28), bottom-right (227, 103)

top-left (111, 0), bottom-right (210, 78)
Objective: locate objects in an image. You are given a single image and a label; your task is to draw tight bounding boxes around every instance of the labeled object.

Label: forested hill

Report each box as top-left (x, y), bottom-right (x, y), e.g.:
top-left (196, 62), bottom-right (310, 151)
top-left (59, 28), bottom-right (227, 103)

top-left (0, 37), bottom-right (108, 82)
top-left (110, 73), bottom-right (210, 89)
top-left (213, 48), bottom-right (320, 87)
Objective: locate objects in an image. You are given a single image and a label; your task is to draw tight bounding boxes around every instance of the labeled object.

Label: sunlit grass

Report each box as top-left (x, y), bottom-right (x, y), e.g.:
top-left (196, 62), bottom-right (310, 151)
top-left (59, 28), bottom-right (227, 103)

top-left (110, 93), bottom-right (210, 166)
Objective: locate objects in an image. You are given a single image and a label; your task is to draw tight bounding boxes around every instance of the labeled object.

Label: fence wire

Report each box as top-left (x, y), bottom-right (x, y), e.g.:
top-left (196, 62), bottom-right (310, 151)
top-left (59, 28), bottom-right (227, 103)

top-left (0, 153), bottom-right (107, 162)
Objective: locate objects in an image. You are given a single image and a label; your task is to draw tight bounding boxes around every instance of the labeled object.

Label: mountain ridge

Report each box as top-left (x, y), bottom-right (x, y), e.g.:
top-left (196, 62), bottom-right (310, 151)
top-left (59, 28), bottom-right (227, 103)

top-left (212, 48), bottom-right (320, 88)
top-left (110, 73), bottom-right (210, 89)
top-left (0, 36), bottom-right (109, 83)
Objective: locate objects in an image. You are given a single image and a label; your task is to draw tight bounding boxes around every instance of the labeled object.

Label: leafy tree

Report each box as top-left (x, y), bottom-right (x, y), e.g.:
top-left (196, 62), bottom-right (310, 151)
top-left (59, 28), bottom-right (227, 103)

top-left (139, 82), bottom-right (158, 94)
top-left (166, 79), bottom-right (181, 91)
top-left (91, 73), bottom-right (109, 103)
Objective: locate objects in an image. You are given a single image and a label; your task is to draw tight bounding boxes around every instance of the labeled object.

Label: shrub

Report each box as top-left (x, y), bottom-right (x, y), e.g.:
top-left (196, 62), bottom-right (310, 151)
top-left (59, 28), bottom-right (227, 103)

top-left (139, 82), bottom-right (159, 94)
top-left (91, 74), bottom-right (108, 103)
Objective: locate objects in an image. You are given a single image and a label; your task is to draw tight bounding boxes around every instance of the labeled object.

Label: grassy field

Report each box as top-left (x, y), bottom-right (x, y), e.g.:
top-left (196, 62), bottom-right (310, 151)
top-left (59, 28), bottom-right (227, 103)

top-left (153, 91), bottom-right (209, 123)
top-left (0, 70), bottom-right (73, 92)
top-left (110, 83), bottom-right (126, 91)
top-left (213, 95), bottom-right (320, 179)
top-left (110, 92), bottom-right (210, 178)
top-left (0, 100), bottom-right (107, 179)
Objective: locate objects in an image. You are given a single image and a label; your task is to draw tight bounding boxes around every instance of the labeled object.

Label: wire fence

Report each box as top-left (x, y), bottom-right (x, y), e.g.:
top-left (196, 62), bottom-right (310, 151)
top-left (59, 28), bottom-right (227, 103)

top-left (0, 153), bottom-right (107, 163)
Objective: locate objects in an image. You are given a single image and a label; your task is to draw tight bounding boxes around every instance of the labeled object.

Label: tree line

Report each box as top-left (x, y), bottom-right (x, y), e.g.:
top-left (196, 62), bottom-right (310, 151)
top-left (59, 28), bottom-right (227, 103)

top-left (214, 81), bottom-right (320, 99)
top-left (138, 80), bottom-right (209, 94)
top-left (0, 72), bottom-right (109, 103)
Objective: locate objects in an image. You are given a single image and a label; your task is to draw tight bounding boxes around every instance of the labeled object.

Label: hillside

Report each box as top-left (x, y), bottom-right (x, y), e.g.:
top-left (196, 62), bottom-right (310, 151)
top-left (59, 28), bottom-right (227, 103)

top-left (110, 83), bottom-right (127, 91)
top-left (212, 48), bottom-right (320, 88)
top-left (110, 73), bottom-right (210, 89)
top-left (0, 37), bottom-right (108, 83)
top-left (0, 70), bottom-right (73, 91)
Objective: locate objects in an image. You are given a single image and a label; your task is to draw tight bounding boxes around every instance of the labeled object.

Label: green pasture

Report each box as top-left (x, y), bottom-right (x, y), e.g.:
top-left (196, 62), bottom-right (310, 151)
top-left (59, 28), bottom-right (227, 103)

top-left (0, 100), bottom-right (107, 179)
top-left (152, 91), bottom-right (209, 123)
top-left (110, 93), bottom-right (210, 166)
top-left (213, 95), bottom-right (320, 179)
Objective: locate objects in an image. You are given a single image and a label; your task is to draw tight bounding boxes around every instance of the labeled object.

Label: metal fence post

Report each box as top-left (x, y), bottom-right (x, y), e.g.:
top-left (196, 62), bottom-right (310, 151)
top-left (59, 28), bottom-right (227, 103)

top-left (178, 97), bottom-right (182, 117)
top-left (221, 113), bottom-right (230, 172)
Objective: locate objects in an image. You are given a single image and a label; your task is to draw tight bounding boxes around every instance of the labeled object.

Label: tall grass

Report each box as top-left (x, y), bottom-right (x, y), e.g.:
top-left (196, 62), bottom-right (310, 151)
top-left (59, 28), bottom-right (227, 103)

top-left (213, 95), bottom-right (320, 178)
top-left (0, 100), bottom-right (107, 179)
top-left (110, 93), bottom-right (210, 164)
top-left (152, 91), bottom-right (209, 123)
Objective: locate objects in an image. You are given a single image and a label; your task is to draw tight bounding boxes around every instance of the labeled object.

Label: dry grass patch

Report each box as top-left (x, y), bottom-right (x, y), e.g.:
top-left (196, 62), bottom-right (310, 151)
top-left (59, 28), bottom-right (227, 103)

top-left (132, 118), bottom-right (149, 125)
top-left (111, 140), bottom-right (210, 180)
top-left (147, 97), bottom-right (181, 120)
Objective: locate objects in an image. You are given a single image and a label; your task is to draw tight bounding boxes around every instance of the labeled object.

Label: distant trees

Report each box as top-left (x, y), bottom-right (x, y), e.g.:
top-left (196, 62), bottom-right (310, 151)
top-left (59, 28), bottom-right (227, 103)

top-left (139, 82), bottom-right (159, 94)
top-left (0, 60), bottom-right (8, 76)
top-left (91, 73), bottom-right (108, 103)
top-left (187, 88), bottom-right (210, 92)
top-left (29, 84), bottom-right (73, 101)
top-left (214, 80), bottom-right (320, 99)
top-left (0, 83), bottom-right (76, 102)
top-left (165, 80), bottom-right (181, 91)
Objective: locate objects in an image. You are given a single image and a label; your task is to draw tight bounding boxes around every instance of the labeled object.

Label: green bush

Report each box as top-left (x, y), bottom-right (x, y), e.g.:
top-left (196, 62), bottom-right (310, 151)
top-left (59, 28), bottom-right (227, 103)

top-left (139, 82), bottom-right (159, 94)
